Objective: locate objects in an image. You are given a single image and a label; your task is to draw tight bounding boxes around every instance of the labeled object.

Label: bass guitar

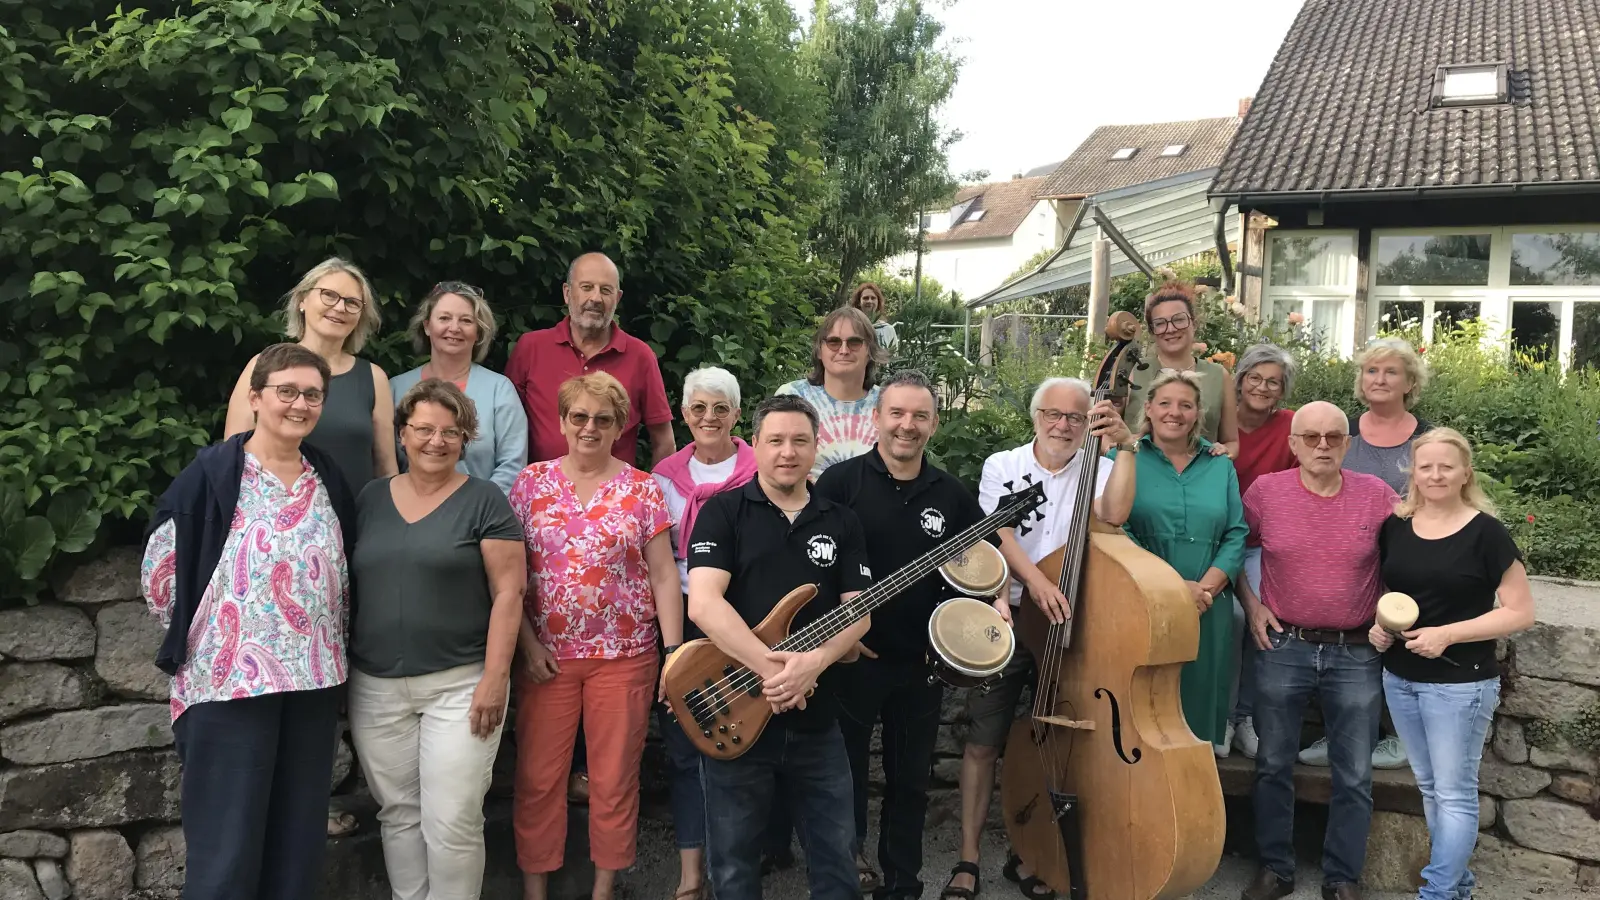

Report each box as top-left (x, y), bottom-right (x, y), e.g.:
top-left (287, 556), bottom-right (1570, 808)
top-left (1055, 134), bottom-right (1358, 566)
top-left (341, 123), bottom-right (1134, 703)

top-left (664, 482), bottom-right (1044, 760)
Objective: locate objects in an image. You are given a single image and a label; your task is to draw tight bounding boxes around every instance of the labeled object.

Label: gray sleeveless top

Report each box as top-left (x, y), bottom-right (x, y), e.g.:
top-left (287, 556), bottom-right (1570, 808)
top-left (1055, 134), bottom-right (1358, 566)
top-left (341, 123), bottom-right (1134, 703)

top-left (308, 359), bottom-right (377, 489)
top-left (1343, 413), bottom-right (1431, 495)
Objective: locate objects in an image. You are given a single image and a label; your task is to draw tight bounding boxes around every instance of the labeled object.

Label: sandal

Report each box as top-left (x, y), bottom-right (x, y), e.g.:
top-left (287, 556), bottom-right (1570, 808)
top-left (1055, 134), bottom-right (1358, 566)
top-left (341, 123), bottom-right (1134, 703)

top-left (670, 887), bottom-right (709, 900)
top-left (326, 810), bottom-right (358, 837)
top-left (1002, 854), bottom-right (1056, 900)
top-left (940, 861), bottom-right (981, 900)
top-left (568, 770), bottom-right (590, 805)
top-left (857, 854), bottom-right (882, 893)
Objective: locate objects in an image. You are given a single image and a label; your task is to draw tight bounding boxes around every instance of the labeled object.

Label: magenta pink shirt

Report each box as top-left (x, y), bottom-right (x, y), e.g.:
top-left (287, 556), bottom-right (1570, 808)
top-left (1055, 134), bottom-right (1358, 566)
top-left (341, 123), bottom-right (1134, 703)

top-left (1242, 468), bottom-right (1399, 630)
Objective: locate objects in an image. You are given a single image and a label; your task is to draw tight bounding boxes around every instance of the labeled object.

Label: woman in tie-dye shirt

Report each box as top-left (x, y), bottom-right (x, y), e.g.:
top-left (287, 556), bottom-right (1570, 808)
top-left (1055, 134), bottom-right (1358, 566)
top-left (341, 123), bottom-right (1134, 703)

top-left (776, 306), bottom-right (885, 480)
top-left (141, 343), bottom-right (359, 900)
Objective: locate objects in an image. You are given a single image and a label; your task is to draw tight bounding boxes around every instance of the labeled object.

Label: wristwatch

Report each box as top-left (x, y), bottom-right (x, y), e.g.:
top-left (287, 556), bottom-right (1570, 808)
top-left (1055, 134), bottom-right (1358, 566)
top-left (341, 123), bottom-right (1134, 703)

top-left (1116, 441), bottom-right (1139, 453)
top-left (663, 644), bottom-right (682, 655)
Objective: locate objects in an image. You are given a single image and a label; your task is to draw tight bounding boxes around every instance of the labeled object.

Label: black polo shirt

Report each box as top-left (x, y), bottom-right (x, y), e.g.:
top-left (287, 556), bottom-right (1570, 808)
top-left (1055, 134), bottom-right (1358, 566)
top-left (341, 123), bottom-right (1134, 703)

top-left (814, 447), bottom-right (988, 663)
top-left (687, 478), bottom-right (873, 731)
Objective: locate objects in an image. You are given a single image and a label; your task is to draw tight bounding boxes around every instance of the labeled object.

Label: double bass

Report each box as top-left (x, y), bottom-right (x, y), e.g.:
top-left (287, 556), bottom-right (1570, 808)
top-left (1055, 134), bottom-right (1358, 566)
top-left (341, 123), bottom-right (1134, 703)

top-left (1000, 311), bottom-right (1225, 900)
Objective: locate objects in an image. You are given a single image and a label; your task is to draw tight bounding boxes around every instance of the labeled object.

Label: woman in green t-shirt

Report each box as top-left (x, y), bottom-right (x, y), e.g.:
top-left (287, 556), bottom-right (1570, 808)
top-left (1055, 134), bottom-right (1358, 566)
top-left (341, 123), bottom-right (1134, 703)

top-left (1120, 280), bottom-right (1239, 460)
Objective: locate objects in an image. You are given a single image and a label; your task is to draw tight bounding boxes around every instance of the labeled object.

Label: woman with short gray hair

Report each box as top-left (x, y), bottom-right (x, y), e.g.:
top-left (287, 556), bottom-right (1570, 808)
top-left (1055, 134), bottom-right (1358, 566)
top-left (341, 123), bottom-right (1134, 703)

top-left (1224, 343), bottom-right (1299, 761)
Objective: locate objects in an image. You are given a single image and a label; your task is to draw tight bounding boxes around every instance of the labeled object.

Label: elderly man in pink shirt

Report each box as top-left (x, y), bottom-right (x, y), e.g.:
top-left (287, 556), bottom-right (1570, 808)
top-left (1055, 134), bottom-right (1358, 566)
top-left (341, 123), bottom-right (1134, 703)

top-left (1236, 400), bottom-right (1400, 900)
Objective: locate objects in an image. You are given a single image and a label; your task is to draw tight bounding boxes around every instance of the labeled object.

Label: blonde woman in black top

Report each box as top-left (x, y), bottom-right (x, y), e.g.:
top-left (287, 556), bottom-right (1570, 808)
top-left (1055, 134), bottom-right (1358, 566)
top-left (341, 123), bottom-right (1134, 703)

top-left (1368, 428), bottom-right (1534, 900)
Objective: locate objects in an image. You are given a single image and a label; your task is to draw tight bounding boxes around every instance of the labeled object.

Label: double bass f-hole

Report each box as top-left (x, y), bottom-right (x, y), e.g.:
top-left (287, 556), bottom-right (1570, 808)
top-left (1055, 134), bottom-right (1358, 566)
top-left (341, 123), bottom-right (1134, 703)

top-left (1093, 687), bottom-right (1142, 765)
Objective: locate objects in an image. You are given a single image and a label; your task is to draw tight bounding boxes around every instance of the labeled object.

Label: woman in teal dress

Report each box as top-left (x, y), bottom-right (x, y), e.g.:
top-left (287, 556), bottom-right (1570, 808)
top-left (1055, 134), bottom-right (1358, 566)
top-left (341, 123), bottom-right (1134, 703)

top-left (1113, 369), bottom-right (1247, 748)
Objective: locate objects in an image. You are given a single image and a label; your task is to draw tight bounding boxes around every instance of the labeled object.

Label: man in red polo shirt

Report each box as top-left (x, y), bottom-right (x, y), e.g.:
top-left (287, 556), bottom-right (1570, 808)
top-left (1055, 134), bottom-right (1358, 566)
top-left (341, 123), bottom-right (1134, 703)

top-left (505, 252), bottom-right (676, 466)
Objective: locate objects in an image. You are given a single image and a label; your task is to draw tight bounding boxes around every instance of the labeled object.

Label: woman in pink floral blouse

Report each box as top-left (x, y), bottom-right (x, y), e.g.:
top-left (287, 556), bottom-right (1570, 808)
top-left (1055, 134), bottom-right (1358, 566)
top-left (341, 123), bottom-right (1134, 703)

top-left (140, 343), bottom-right (359, 900)
top-left (510, 371), bottom-right (682, 900)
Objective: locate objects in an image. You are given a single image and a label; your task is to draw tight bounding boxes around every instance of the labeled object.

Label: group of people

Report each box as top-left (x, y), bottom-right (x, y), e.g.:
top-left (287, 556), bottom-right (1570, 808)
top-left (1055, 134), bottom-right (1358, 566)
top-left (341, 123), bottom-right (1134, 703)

top-left (139, 259), bottom-right (1533, 900)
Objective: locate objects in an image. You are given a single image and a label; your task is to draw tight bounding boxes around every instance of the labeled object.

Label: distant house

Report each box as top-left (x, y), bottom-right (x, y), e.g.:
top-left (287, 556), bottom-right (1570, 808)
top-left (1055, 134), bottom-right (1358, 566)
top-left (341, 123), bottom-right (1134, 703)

top-left (1211, 0), bottom-right (1600, 368)
top-left (900, 175), bottom-right (1063, 302)
top-left (1037, 115), bottom-right (1242, 226)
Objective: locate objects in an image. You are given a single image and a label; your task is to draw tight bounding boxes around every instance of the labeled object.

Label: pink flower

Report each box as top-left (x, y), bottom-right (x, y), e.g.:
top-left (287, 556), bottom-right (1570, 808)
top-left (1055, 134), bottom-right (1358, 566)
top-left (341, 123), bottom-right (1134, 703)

top-left (1191, 341), bottom-right (1208, 354)
top-left (1527, 514), bottom-right (1536, 523)
top-left (1230, 301), bottom-right (1247, 317)
top-left (1287, 311), bottom-right (1305, 326)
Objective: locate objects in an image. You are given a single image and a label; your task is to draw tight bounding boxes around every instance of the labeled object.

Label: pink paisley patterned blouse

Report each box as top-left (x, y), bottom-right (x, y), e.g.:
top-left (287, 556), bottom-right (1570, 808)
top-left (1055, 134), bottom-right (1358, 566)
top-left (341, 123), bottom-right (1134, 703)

top-left (509, 460), bottom-right (672, 661)
top-left (141, 453), bottom-right (350, 722)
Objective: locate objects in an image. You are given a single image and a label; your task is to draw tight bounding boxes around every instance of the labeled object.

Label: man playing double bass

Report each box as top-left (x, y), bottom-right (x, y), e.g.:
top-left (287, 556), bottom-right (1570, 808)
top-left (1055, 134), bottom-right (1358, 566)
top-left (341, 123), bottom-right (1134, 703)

top-left (941, 377), bottom-right (1137, 900)
top-left (814, 370), bottom-right (994, 900)
top-left (685, 394), bottom-right (874, 900)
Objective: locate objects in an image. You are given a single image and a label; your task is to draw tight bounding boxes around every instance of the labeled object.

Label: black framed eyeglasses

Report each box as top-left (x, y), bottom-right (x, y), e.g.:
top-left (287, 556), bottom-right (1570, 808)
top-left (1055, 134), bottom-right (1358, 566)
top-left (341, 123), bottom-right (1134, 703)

top-left (265, 384), bottom-right (326, 406)
top-left (313, 287), bottom-right (365, 313)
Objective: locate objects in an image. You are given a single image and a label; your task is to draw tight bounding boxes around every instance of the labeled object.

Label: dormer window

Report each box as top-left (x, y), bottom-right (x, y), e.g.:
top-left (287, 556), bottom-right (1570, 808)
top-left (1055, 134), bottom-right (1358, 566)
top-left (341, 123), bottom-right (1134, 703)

top-left (1111, 148), bottom-right (1137, 160)
top-left (1432, 62), bottom-right (1509, 108)
top-left (1161, 144), bottom-right (1187, 157)
top-left (967, 209), bottom-right (986, 221)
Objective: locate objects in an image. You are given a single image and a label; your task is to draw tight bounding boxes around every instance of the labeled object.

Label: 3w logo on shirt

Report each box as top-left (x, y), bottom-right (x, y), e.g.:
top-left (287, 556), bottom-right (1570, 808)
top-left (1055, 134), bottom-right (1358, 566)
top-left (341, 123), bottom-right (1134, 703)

top-left (806, 534), bottom-right (838, 567)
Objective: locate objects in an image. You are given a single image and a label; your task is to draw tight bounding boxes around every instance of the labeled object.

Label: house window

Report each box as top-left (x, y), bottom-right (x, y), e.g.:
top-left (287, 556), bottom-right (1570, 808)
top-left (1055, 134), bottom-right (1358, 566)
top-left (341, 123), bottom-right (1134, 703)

top-left (1263, 232), bottom-right (1358, 354)
top-left (1160, 144), bottom-right (1187, 157)
top-left (966, 209), bottom-right (986, 222)
top-left (1111, 148), bottom-right (1137, 160)
top-left (1375, 234), bottom-right (1492, 286)
top-left (1432, 63), bottom-right (1509, 107)
top-left (1510, 232), bottom-right (1600, 285)
top-left (1268, 234), bottom-right (1355, 287)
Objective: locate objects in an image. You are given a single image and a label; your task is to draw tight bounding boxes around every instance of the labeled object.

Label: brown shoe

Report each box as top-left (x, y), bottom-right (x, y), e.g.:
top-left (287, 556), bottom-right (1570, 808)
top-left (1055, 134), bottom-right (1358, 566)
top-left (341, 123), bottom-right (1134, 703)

top-left (1240, 868), bottom-right (1293, 900)
top-left (1322, 885), bottom-right (1361, 900)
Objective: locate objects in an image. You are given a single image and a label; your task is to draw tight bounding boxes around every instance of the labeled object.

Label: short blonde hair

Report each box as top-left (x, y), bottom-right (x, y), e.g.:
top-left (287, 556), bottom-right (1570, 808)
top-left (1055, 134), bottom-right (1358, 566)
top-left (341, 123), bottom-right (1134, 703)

top-left (283, 257), bottom-right (381, 355)
top-left (396, 378), bottom-right (481, 444)
top-left (409, 282), bottom-right (498, 363)
top-left (1354, 337), bottom-right (1429, 409)
top-left (1139, 368), bottom-right (1206, 446)
top-left (1395, 428), bottom-right (1495, 518)
top-left (557, 371), bottom-right (630, 426)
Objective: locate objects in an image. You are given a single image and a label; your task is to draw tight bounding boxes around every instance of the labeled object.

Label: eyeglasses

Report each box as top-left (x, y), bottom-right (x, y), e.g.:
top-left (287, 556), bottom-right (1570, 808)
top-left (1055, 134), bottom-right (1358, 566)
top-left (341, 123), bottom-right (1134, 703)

top-left (407, 423), bottom-right (464, 443)
top-left (1293, 431), bottom-right (1349, 448)
top-left (1243, 372), bottom-right (1284, 391)
top-left (567, 411), bottom-right (618, 430)
top-left (265, 384), bottom-right (325, 406)
top-left (823, 336), bottom-right (866, 351)
top-left (687, 402), bottom-right (734, 420)
top-left (1150, 312), bottom-right (1193, 334)
top-left (1037, 409), bottom-right (1088, 427)
top-left (313, 287), bottom-right (365, 313)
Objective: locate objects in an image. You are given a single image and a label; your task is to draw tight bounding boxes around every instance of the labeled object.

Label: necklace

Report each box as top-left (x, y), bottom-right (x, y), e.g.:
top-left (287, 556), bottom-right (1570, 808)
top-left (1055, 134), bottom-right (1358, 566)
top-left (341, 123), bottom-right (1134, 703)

top-left (772, 493), bottom-right (809, 513)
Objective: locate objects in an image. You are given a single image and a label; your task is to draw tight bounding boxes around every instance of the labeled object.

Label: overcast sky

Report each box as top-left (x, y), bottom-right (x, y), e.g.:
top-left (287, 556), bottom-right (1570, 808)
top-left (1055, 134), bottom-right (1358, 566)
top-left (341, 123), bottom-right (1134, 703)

top-left (800, 0), bottom-right (1306, 182)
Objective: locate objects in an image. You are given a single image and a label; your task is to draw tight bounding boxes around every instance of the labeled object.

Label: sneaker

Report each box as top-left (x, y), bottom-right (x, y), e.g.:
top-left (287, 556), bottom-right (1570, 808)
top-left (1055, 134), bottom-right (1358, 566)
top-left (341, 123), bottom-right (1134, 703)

top-left (1233, 717), bottom-right (1260, 759)
top-left (1215, 721), bottom-right (1235, 758)
top-left (1298, 737), bottom-right (1330, 766)
top-left (1372, 735), bottom-right (1409, 769)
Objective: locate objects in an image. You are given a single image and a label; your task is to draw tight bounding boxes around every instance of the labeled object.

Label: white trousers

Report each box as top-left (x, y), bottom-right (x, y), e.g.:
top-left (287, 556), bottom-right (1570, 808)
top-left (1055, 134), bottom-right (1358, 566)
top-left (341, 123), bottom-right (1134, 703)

top-left (349, 662), bottom-right (506, 900)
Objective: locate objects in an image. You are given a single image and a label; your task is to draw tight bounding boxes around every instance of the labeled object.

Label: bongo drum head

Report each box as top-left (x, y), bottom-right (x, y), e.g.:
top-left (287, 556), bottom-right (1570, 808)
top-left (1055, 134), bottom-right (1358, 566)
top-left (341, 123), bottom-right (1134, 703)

top-left (939, 542), bottom-right (1009, 597)
top-left (1376, 592), bottom-right (1419, 632)
top-left (929, 598), bottom-right (1012, 671)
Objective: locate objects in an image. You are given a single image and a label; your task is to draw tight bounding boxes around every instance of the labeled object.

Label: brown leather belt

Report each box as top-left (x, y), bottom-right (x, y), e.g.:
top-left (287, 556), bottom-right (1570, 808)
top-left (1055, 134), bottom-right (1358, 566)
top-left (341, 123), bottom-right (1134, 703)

top-left (1284, 624), bottom-right (1369, 645)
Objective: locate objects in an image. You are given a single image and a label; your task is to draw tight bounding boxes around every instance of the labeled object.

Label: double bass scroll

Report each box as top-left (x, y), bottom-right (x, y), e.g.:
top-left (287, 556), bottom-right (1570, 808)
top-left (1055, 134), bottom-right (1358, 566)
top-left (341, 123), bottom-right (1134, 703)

top-left (1000, 311), bottom-right (1225, 900)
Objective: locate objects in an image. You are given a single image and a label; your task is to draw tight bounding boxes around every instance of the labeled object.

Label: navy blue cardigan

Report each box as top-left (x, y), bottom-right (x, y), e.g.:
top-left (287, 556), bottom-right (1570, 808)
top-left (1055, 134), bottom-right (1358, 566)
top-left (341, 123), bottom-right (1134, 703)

top-left (144, 432), bottom-right (359, 676)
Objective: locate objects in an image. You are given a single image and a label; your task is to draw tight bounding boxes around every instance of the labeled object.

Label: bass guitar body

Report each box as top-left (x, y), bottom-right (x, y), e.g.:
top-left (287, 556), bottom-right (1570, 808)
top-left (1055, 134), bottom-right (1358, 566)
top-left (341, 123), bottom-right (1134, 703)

top-left (1002, 525), bottom-right (1225, 900)
top-left (662, 584), bottom-right (816, 761)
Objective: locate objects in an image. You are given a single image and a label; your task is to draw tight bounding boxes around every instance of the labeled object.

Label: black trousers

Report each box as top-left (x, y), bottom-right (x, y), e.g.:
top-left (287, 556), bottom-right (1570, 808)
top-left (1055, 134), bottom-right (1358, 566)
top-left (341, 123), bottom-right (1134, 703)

top-left (173, 687), bottom-right (341, 900)
top-left (836, 657), bottom-right (944, 900)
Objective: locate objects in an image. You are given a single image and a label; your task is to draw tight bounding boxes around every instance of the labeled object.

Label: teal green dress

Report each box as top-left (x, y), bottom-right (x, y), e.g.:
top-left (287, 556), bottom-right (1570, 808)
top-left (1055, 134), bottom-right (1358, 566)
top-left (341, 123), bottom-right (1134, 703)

top-left (1111, 435), bottom-right (1247, 745)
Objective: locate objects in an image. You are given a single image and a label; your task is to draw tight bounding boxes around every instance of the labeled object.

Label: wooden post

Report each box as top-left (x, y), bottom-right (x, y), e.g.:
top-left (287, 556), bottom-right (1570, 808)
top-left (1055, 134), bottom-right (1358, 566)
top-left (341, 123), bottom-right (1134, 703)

top-left (1089, 236), bottom-right (1111, 338)
top-left (1242, 213), bottom-right (1266, 320)
top-left (979, 311), bottom-right (994, 366)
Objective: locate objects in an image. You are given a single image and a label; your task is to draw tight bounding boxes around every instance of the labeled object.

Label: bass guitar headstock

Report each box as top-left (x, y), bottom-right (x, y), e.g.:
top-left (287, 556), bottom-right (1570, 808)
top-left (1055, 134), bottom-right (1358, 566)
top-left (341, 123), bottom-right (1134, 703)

top-left (997, 481), bottom-right (1047, 527)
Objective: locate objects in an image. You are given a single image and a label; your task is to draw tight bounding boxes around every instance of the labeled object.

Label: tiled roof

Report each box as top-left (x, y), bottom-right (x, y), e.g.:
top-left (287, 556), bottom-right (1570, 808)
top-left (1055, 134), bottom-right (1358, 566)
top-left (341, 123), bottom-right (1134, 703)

top-left (1212, 0), bottom-right (1600, 198)
top-left (1035, 118), bottom-right (1241, 199)
top-left (927, 176), bottom-right (1047, 243)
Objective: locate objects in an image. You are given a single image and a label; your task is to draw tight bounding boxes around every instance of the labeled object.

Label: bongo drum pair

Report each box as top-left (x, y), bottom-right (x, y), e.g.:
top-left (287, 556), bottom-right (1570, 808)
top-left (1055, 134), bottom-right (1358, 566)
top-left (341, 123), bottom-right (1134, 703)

top-left (927, 543), bottom-right (1016, 688)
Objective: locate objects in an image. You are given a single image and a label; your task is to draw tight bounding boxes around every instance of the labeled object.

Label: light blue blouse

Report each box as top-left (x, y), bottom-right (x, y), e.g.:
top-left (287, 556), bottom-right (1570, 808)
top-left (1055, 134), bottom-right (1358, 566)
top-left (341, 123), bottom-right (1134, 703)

top-left (390, 364), bottom-right (528, 494)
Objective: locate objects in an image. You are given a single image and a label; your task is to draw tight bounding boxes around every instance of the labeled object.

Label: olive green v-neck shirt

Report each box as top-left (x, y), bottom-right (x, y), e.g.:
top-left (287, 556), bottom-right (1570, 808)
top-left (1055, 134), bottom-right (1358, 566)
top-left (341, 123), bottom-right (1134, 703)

top-left (350, 476), bottom-right (523, 678)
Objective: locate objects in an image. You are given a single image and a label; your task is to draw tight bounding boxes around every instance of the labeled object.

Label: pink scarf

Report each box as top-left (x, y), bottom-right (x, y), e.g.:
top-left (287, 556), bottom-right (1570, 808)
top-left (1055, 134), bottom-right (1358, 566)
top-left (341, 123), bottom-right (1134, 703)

top-left (653, 438), bottom-right (758, 559)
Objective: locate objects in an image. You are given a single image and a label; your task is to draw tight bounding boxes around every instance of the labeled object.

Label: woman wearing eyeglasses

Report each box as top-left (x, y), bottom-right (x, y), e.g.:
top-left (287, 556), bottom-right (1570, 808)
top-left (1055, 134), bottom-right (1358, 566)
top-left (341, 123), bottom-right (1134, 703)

top-left (141, 343), bottom-right (358, 900)
top-left (390, 282), bottom-right (528, 494)
top-left (1120, 280), bottom-right (1239, 459)
top-left (508, 371), bottom-right (681, 900)
top-left (225, 258), bottom-right (398, 490)
top-left (776, 306), bottom-right (888, 480)
top-left (348, 379), bottom-right (526, 899)
top-left (649, 366), bottom-right (755, 900)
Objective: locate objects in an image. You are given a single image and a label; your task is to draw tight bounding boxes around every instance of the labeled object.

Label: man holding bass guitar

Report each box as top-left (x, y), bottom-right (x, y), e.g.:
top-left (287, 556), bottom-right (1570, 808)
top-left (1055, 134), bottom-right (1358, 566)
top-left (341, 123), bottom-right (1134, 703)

top-left (814, 370), bottom-right (996, 900)
top-left (942, 377), bottom-right (1137, 900)
top-left (684, 393), bottom-right (874, 900)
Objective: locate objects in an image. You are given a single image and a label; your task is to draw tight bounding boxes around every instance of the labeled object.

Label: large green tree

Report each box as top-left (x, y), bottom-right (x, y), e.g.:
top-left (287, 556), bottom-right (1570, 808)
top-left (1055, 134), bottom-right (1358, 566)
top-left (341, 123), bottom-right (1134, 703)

top-left (805, 0), bottom-right (960, 300)
top-left (0, 0), bottom-right (829, 597)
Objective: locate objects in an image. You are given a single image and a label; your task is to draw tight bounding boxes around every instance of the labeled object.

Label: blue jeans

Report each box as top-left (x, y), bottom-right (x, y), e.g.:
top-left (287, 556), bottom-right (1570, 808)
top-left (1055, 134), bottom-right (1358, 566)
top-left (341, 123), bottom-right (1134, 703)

top-left (1383, 671), bottom-right (1499, 900)
top-left (701, 721), bottom-right (856, 900)
top-left (1252, 631), bottom-right (1381, 886)
top-left (1230, 546), bottom-right (1263, 721)
top-left (656, 701), bottom-right (706, 849)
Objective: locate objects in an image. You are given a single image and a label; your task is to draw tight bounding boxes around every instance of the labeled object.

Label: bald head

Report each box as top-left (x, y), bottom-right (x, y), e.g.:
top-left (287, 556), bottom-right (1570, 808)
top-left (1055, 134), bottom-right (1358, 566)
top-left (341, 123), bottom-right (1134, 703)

top-left (1291, 401), bottom-right (1348, 434)
top-left (1289, 400), bottom-right (1350, 475)
top-left (567, 252), bottom-right (620, 286)
top-left (564, 252), bottom-right (622, 337)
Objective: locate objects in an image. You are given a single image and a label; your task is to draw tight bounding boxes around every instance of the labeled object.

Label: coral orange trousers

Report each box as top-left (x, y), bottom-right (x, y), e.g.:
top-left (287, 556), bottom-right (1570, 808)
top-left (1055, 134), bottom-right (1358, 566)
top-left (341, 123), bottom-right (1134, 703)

top-left (512, 652), bottom-right (657, 874)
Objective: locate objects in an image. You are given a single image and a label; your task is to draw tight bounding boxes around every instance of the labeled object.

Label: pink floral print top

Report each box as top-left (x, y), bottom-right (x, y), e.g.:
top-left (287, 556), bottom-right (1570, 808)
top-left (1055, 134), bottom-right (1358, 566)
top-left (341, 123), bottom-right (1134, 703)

top-left (509, 460), bottom-right (672, 661)
top-left (141, 454), bottom-right (350, 722)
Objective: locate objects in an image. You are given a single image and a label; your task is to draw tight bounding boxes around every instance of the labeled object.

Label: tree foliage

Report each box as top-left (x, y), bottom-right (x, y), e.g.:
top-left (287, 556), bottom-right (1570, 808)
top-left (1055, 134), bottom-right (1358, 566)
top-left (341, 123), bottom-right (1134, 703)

top-left (0, 0), bottom-right (831, 597)
top-left (805, 0), bottom-right (960, 299)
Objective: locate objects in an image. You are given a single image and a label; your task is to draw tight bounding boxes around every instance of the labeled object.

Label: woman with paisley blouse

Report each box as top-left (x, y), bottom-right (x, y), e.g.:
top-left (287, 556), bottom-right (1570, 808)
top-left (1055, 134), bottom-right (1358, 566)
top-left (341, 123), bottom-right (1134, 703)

top-left (141, 343), bottom-right (359, 900)
top-left (509, 371), bottom-right (681, 900)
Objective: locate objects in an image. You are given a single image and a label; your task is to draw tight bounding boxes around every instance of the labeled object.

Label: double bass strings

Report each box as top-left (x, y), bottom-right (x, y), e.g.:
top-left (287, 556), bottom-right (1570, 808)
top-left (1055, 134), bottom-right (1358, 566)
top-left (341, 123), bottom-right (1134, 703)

top-left (682, 489), bottom-right (1040, 722)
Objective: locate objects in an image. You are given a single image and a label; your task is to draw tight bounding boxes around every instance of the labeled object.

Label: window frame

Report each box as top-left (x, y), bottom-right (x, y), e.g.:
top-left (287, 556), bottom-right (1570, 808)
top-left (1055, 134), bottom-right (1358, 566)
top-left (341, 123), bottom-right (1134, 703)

top-left (1111, 147), bottom-right (1137, 160)
top-left (1261, 229), bottom-right (1360, 355)
top-left (1432, 62), bottom-right (1509, 108)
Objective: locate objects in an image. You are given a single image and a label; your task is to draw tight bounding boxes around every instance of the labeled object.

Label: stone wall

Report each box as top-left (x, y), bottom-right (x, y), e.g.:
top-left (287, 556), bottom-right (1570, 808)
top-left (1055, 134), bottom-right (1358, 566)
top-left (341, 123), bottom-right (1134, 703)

top-left (0, 551), bottom-right (1595, 899)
